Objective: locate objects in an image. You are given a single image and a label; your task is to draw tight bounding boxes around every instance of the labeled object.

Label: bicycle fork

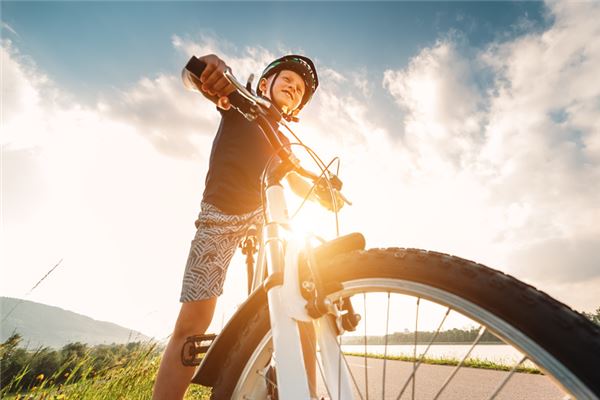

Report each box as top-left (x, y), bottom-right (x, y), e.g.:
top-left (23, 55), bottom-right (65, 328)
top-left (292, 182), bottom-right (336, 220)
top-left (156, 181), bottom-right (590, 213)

top-left (263, 184), bottom-right (353, 400)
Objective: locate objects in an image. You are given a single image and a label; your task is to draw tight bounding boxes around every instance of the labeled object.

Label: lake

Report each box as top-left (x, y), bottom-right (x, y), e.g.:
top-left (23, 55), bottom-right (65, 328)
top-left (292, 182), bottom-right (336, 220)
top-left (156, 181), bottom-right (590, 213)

top-left (341, 344), bottom-right (537, 368)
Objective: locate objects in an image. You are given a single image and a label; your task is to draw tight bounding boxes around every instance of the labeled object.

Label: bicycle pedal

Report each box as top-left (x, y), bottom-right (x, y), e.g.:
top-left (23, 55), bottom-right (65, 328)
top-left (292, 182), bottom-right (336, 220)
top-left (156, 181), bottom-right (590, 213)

top-left (181, 333), bottom-right (217, 366)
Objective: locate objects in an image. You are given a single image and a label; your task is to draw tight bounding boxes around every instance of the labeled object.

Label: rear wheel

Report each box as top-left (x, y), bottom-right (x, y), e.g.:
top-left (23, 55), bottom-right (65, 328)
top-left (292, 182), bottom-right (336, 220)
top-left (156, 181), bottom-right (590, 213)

top-left (210, 248), bottom-right (600, 399)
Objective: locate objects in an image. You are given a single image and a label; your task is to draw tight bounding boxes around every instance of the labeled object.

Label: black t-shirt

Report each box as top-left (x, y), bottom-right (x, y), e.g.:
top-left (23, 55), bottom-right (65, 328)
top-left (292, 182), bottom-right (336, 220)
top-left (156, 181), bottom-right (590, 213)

top-left (202, 108), bottom-right (291, 215)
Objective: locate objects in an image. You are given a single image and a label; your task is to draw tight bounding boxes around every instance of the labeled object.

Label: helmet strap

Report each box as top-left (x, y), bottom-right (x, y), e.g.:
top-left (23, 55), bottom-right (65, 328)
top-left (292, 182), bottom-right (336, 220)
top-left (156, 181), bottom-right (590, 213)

top-left (268, 70), bottom-right (280, 111)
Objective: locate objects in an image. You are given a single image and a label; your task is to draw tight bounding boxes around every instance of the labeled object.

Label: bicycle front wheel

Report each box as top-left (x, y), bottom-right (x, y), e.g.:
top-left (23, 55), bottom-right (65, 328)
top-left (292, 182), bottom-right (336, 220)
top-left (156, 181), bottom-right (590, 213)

top-left (210, 248), bottom-right (600, 399)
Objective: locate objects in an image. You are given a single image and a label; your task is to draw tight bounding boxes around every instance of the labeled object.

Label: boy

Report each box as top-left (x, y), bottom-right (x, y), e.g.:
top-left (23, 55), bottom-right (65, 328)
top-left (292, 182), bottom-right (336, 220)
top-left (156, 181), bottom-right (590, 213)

top-left (152, 54), bottom-right (341, 399)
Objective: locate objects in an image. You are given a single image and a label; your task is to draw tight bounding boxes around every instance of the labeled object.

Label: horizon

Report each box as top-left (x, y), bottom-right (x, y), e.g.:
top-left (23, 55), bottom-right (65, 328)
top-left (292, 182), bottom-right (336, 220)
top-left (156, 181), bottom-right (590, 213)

top-left (9, 295), bottom-right (575, 344)
top-left (2, 1), bottom-right (599, 339)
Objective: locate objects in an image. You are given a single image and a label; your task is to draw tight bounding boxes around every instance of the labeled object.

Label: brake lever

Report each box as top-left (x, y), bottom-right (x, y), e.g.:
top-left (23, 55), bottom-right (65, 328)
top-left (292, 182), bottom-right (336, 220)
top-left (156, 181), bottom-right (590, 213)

top-left (326, 174), bottom-right (352, 205)
top-left (315, 177), bottom-right (352, 206)
top-left (245, 73), bottom-right (255, 93)
top-left (338, 191), bottom-right (353, 206)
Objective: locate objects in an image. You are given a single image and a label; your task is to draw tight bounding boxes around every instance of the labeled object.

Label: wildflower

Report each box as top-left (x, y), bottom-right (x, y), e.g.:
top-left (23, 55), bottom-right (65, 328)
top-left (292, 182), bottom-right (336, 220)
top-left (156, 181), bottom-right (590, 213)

top-left (37, 373), bottom-right (45, 381)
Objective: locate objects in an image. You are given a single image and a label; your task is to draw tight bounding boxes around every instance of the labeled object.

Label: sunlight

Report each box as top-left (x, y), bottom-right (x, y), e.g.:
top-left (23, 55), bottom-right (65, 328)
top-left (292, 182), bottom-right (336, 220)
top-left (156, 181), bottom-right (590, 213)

top-left (285, 184), bottom-right (340, 240)
top-left (282, 184), bottom-right (481, 337)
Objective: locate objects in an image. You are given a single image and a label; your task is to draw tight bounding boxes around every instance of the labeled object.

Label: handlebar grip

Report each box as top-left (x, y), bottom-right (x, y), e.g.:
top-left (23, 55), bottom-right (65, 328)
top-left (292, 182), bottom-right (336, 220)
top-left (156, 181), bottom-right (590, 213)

top-left (184, 56), bottom-right (253, 115)
top-left (185, 56), bottom-right (207, 78)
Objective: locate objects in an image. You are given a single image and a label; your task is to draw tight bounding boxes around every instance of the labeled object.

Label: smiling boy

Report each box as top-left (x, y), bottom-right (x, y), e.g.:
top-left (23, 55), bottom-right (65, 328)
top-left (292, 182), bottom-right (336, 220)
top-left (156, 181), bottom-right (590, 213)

top-left (152, 54), bottom-right (340, 399)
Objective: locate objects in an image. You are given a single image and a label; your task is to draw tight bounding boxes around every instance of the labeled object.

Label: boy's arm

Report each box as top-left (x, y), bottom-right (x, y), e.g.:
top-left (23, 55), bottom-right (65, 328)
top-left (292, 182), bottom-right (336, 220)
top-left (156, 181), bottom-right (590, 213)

top-left (182, 54), bottom-right (235, 110)
top-left (286, 172), bottom-right (344, 212)
top-left (286, 172), bottom-right (316, 200)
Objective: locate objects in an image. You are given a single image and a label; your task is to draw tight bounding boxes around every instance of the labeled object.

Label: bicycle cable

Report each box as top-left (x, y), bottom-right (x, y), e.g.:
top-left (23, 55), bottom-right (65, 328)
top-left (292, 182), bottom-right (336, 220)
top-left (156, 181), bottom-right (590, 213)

top-left (288, 156), bottom-right (340, 220)
top-left (259, 141), bottom-right (343, 237)
top-left (280, 121), bottom-right (344, 235)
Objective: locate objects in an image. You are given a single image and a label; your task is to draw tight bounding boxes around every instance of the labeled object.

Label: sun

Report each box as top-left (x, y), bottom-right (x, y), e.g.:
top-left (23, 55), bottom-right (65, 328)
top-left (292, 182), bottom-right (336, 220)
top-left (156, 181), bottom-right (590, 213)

top-left (286, 192), bottom-right (338, 242)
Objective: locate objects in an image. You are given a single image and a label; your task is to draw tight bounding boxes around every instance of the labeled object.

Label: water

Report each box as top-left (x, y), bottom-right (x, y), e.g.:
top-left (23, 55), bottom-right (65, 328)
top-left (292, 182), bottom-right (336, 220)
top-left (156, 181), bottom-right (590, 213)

top-left (341, 344), bottom-right (536, 368)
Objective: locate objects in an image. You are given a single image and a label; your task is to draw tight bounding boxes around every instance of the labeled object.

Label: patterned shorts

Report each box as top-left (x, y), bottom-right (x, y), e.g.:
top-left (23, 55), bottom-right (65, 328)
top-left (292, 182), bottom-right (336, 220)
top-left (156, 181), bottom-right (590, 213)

top-left (180, 202), bottom-right (263, 302)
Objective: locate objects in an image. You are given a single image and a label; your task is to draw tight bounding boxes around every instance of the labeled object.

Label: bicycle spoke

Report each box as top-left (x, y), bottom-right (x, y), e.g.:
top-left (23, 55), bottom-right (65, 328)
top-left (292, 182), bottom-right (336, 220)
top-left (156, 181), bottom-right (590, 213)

top-left (432, 325), bottom-right (488, 400)
top-left (333, 334), bottom-right (365, 400)
top-left (412, 297), bottom-right (420, 400)
top-left (396, 307), bottom-right (452, 399)
top-left (487, 355), bottom-right (528, 400)
top-left (382, 292), bottom-right (390, 400)
top-left (364, 292), bottom-right (369, 400)
top-left (308, 330), bottom-right (334, 400)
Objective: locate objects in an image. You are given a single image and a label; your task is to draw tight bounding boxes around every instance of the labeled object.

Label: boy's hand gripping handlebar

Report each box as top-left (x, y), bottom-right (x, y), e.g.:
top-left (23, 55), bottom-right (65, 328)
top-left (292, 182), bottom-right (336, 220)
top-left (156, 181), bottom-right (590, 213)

top-left (184, 56), bottom-right (276, 121)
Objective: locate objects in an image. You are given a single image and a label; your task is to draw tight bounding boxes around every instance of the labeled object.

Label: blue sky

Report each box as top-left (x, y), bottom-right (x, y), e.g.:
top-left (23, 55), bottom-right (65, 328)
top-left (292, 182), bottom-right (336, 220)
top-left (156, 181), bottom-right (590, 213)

top-left (2, 1), bottom-right (599, 338)
top-left (3, 2), bottom-right (547, 100)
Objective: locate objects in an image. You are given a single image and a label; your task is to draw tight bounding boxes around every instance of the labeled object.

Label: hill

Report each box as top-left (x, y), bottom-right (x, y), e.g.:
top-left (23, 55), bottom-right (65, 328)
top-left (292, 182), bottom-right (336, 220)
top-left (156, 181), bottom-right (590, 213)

top-left (1, 297), bottom-right (150, 348)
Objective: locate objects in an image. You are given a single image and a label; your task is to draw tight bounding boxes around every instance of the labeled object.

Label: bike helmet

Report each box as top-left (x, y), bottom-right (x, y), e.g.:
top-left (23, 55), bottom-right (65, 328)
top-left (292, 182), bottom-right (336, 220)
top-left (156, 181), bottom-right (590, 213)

top-left (257, 54), bottom-right (319, 112)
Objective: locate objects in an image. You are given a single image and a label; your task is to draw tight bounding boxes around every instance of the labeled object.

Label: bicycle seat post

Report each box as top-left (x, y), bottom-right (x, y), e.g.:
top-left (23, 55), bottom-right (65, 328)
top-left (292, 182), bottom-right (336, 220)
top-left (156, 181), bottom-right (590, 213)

top-left (240, 225), bottom-right (259, 295)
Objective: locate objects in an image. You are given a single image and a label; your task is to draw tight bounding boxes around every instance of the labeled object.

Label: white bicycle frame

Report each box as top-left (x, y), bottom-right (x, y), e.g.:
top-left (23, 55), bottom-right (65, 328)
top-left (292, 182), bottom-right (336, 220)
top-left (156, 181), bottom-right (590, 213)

top-left (246, 184), bottom-right (354, 399)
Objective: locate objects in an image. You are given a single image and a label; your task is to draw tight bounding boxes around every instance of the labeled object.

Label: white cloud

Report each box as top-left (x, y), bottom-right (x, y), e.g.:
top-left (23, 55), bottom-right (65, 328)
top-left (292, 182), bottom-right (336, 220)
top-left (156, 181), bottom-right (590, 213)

top-left (351, 68), bottom-right (372, 98)
top-left (320, 68), bottom-right (346, 85)
top-left (1, 39), bottom-right (60, 150)
top-left (383, 39), bottom-right (487, 173)
top-left (101, 35), bottom-right (281, 159)
top-left (171, 34), bottom-right (276, 87)
top-left (101, 73), bottom-right (218, 159)
top-left (1, 39), bottom-right (207, 338)
top-left (382, 1), bottom-right (600, 290)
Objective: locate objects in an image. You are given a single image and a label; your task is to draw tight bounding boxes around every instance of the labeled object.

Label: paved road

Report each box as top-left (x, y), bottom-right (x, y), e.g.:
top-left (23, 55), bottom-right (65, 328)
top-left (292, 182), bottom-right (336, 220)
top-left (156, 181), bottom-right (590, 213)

top-left (316, 356), bottom-right (566, 399)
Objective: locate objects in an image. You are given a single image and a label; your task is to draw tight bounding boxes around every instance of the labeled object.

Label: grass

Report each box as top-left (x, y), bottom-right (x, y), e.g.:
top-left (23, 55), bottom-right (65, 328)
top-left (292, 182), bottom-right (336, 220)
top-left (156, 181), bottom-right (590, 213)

top-left (1, 344), bottom-right (212, 400)
top-left (344, 352), bottom-right (542, 374)
top-left (3, 344), bottom-right (541, 399)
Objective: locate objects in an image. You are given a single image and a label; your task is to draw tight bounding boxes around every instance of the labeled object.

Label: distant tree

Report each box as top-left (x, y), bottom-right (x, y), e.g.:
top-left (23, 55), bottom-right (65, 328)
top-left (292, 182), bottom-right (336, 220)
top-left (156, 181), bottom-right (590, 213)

top-left (59, 342), bottom-right (90, 382)
top-left (342, 327), bottom-right (502, 345)
top-left (61, 342), bottom-right (88, 360)
top-left (582, 307), bottom-right (600, 326)
top-left (91, 345), bottom-right (116, 371)
top-left (126, 341), bottom-right (142, 352)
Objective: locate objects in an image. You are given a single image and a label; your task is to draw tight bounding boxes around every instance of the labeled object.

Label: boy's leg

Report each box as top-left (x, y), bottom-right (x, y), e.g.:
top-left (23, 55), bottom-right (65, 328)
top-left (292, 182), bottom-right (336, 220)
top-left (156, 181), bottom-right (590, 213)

top-left (152, 297), bottom-right (217, 400)
top-left (153, 203), bottom-right (262, 399)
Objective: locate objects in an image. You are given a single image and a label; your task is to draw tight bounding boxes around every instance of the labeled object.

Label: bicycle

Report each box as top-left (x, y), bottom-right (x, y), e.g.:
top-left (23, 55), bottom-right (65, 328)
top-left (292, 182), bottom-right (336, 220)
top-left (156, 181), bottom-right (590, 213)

top-left (181, 56), bottom-right (600, 400)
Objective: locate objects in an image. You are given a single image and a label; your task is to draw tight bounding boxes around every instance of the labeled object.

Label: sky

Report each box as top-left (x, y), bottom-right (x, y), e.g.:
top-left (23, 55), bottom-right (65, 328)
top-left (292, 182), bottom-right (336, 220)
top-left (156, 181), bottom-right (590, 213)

top-left (2, 1), bottom-right (599, 340)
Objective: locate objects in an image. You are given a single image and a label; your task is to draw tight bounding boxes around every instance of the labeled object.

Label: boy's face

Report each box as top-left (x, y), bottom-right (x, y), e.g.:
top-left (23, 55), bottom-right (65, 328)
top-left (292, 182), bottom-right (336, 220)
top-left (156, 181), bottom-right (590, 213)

top-left (260, 70), bottom-right (306, 115)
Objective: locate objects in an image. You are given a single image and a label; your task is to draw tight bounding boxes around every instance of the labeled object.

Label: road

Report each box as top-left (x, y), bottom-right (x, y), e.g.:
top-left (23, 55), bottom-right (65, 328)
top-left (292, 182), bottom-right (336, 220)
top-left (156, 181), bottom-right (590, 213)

top-left (316, 356), bottom-right (566, 399)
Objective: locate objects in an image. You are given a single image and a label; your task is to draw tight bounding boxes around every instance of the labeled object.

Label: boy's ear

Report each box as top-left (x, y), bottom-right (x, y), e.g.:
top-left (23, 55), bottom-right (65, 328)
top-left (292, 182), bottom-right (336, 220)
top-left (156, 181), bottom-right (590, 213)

top-left (258, 77), bottom-right (268, 94)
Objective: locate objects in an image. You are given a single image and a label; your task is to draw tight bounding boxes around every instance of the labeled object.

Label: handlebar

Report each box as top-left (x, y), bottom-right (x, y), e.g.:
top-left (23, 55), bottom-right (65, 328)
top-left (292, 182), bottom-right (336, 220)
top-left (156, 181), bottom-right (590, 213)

top-left (183, 56), bottom-right (351, 207)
